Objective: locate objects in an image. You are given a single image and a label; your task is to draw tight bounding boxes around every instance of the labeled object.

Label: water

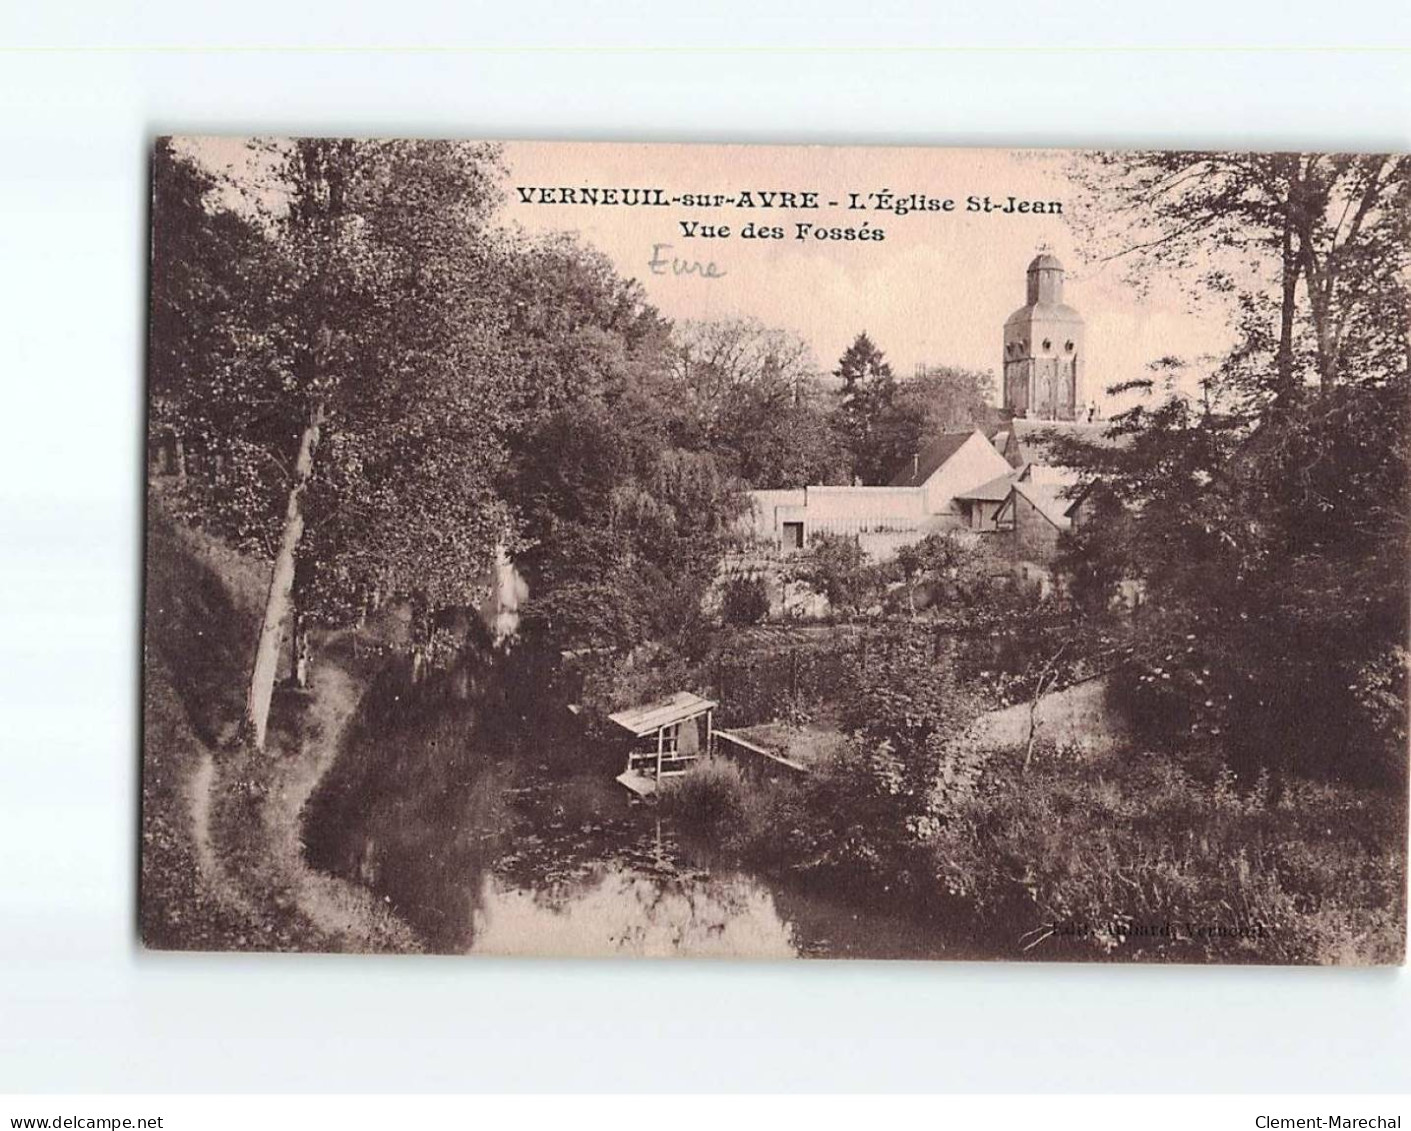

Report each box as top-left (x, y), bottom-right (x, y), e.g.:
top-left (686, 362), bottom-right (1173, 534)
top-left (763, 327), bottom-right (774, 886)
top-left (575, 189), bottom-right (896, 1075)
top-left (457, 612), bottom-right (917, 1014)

top-left (303, 648), bottom-right (966, 960)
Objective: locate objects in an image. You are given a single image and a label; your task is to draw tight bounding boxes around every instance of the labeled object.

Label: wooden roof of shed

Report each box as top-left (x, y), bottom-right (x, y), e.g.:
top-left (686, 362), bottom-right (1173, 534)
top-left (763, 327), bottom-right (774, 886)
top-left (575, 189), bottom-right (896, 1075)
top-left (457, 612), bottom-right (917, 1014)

top-left (608, 691), bottom-right (717, 737)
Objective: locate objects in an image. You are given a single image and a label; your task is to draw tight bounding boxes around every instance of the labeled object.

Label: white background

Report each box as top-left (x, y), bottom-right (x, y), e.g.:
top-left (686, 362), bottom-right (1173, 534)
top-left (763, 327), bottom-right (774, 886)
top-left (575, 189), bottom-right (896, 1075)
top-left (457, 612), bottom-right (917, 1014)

top-left (1, 0), bottom-right (1409, 1094)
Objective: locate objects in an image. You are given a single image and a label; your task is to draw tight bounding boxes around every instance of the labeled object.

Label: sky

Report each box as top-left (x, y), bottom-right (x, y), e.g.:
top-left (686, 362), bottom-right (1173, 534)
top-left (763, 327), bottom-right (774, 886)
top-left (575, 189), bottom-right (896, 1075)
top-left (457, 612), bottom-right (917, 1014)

top-left (498, 142), bottom-right (1242, 410)
top-left (184, 137), bottom-right (1244, 413)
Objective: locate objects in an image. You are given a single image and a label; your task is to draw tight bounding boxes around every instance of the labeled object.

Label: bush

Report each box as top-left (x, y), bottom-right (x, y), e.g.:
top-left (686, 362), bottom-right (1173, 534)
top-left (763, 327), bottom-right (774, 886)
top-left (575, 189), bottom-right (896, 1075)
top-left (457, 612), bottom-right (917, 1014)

top-left (720, 573), bottom-right (770, 626)
top-left (657, 757), bottom-right (750, 826)
top-left (790, 532), bottom-right (879, 616)
top-left (704, 625), bottom-right (988, 899)
top-left (929, 748), bottom-right (1407, 964)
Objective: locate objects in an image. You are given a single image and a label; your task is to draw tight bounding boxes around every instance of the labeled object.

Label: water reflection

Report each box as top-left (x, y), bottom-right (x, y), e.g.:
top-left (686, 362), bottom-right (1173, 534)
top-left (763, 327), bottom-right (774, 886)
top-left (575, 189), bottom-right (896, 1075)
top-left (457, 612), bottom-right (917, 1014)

top-left (303, 652), bottom-right (516, 953)
top-left (303, 646), bottom-right (964, 960)
top-left (472, 870), bottom-right (797, 958)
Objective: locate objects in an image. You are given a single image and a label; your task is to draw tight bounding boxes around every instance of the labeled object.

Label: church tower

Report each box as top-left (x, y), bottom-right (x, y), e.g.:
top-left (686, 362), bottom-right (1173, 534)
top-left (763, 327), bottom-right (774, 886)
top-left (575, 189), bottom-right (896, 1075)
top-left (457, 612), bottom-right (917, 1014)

top-left (1002, 252), bottom-right (1084, 421)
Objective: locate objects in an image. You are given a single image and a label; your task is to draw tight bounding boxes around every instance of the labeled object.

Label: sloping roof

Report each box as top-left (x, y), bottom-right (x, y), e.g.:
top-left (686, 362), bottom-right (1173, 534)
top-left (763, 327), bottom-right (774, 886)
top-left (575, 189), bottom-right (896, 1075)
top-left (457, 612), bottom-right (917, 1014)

top-left (993, 419), bottom-right (1115, 467)
top-left (954, 469), bottom-right (1020, 502)
top-left (1004, 302), bottom-right (1085, 328)
top-left (888, 430), bottom-right (980, 488)
top-left (1009, 419), bottom-right (1111, 440)
top-left (1007, 479), bottom-right (1073, 529)
top-left (608, 691), bottom-right (717, 737)
top-left (1062, 480), bottom-right (1095, 518)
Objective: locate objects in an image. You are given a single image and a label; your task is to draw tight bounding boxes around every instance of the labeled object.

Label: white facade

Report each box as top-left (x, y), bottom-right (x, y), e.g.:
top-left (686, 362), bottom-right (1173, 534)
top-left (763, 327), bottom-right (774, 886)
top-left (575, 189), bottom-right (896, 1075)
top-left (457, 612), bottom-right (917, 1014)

top-left (742, 254), bottom-right (1090, 566)
top-left (917, 431), bottom-right (1014, 516)
top-left (744, 430), bottom-right (1013, 561)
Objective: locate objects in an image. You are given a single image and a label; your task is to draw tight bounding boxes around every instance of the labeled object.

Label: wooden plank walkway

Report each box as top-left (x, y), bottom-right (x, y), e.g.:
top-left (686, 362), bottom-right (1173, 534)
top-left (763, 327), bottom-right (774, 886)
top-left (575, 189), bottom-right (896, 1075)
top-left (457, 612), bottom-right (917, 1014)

top-left (714, 729), bottom-right (809, 775)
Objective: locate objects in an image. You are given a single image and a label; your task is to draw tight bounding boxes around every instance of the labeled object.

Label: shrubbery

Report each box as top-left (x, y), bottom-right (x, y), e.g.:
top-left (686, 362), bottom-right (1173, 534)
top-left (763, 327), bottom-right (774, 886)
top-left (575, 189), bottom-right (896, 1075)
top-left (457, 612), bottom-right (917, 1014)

top-left (720, 573), bottom-right (771, 626)
top-left (788, 532), bottom-right (879, 617)
top-left (657, 758), bottom-right (750, 826)
top-left (678, 737), bottom-right (1405, 963)
top-left (711, 631), bottom-right (859, 728)
top-left (928, 746), bottom-right (1406, 963)
top-left (665, 621), bottom-right (1406, 964)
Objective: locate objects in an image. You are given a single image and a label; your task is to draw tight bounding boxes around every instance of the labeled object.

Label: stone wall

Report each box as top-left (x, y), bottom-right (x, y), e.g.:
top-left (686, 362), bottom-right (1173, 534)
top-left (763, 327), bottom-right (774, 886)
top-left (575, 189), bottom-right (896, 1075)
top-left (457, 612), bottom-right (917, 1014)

top-left (967, 673), bottom-right (1128, 758)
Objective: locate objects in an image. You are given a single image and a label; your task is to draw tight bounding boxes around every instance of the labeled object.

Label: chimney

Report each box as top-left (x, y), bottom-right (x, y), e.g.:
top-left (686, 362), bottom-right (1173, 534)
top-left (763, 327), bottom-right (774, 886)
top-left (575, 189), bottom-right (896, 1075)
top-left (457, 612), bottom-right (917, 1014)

top-left (912, 452), bottom-right (919, 479)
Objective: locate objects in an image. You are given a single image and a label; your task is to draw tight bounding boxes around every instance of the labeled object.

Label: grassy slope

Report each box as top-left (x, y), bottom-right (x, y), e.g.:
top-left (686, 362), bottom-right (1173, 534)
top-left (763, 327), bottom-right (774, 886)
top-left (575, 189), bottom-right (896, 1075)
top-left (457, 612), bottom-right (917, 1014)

top-left (140, 505), bottom-right (418, 952)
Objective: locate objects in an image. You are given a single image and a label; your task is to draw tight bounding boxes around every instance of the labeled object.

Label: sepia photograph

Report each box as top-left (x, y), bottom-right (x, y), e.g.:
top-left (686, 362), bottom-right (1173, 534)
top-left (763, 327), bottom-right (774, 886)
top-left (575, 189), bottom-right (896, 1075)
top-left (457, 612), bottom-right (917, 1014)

top-left (141, 137), bottom-right (1409, 964)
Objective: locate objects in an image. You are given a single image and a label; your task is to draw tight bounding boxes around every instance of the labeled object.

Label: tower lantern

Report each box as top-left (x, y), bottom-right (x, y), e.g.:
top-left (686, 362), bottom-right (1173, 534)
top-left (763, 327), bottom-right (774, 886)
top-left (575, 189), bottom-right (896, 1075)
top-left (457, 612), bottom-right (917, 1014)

top-left (1002, 252), bottom-right (1084, 421)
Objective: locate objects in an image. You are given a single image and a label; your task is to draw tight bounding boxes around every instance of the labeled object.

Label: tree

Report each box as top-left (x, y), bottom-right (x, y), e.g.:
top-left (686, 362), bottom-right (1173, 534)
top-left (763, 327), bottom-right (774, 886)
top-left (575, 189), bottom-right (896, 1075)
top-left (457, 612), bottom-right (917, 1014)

top-left (152, 139), bottom-right (516, 748)
top-left (720, 573), bottom-right (770, 627)
top-left (891, 529), bottom-right (1006, 617)
top-left (715, 378), bottom-right (848, 488)
top-left (834, 332), bottom-right (924, 485)
top-left (798, 626), bottom-right (983, 894)
top-left (1072, 151), bottom-right (1409, 402)
top-left (670, 317), bottom-right (816, 436)
top-left (901, 364), bottom-right (1001, 434)
top-left (251, 140), bottom-right (519, 744)
top-left (1052, 367), bottom-right (1407, 781)
top-left (667, 318), bottom-right (846, 488)
top-left (148, 140), bottom-right (292, 546)
top-left (504, 242), bottom-right (747, 654)
top-left (790, 532), bottom-right (878, 618)
top-left (1057, 151), bottom-right (1410, 782)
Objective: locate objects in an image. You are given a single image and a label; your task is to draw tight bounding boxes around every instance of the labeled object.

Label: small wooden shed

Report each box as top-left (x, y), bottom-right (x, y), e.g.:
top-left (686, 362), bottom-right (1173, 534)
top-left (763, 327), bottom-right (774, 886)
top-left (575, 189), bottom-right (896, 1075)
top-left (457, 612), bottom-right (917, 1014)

top-left (608, 691), bottom-right (716, 797)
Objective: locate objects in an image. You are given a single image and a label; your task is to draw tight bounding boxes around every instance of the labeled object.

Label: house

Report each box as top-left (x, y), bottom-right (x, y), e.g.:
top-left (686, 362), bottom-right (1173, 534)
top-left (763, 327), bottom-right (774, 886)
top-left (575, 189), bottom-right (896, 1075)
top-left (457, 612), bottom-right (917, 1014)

top-left (887, 429), bottom-right (1015, 510)
top-left (744, 428), bottom-right (1012, 561)
top-left (994, 475), bottom-right (1073, 562)
top-left (954, 468), bottom-right (1022, 532)
top-left (1063, 480), bottom-right (1099, 530)
top-left (743, 253), bottom-right (1113, 573)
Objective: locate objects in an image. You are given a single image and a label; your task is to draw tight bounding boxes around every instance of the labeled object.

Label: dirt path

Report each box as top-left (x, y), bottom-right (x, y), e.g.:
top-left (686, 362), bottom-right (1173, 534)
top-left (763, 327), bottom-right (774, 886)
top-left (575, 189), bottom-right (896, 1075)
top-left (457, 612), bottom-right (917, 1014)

top-left (185, 749), bottom-right (255, 917)
top-left (199, 654), bottom-right (421, 953)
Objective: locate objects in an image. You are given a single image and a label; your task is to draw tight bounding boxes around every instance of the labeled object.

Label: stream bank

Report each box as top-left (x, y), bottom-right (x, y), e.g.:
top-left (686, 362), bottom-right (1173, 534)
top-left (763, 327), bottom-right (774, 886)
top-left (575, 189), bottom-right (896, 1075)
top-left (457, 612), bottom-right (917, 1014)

top-left (299, 644), bottom-right (979, 960)
top-left (142, 510), bottom-right (417, 953)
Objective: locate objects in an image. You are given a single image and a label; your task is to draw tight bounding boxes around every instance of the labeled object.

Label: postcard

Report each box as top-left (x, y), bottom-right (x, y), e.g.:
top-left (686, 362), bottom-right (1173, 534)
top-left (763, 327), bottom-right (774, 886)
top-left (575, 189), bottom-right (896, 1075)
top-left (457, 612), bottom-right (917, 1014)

top-left (142, 138), bottom-right (1408, 962)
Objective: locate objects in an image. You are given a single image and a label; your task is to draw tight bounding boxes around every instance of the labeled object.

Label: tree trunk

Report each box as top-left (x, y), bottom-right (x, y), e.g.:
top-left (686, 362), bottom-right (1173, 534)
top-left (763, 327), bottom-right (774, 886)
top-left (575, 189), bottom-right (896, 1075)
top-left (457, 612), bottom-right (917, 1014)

top-left (288, 605), bottom-right (299, 685)
top-left (1023, 643), bottom-right (1068, 773)
top-left (1276, 161), bottom-right (1300, 400)
top-left (244, 405), bottom-right (324, 750)
top-left (292, 614), bottom-right (311, 690)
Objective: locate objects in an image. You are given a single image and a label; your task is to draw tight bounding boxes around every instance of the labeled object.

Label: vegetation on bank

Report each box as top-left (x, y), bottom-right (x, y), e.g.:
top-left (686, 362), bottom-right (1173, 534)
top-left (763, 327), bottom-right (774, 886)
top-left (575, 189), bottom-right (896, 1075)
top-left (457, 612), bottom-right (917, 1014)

top-left (657, 620), bottom-right (1406, 964)
top-left (142, 513), bottom-right (272, 950)
top-left (142, 506), bottom-right (418, 952)
top-left (661, 739), bottom-right (1405, 964)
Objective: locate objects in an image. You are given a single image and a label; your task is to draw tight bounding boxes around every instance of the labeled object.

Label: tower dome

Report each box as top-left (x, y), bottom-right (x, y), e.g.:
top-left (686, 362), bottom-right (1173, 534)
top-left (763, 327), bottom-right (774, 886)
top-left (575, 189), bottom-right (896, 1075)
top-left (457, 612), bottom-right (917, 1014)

top-left (1002, 252), bottom-right (1085, 421)
top-left (1025, 252), bottom-right (1067, 305)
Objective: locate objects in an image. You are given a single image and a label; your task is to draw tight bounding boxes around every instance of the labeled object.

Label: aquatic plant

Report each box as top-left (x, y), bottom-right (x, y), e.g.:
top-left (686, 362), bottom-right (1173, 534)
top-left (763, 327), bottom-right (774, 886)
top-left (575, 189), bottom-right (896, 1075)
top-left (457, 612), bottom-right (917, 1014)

top-left (657, 757), bottom-right (750, 826)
